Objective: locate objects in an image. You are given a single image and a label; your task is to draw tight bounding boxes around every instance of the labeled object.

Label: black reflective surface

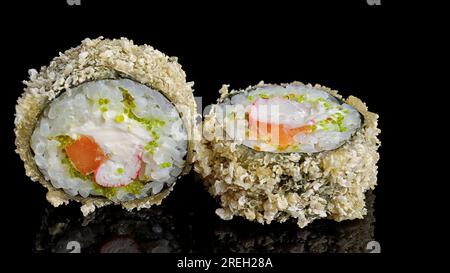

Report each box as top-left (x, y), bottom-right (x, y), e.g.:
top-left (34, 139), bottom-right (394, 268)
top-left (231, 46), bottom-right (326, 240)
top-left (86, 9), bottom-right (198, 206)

top-left (2, 1), bottom-right (395, 255)
top-left (33, 174), bottom-right (376, 253)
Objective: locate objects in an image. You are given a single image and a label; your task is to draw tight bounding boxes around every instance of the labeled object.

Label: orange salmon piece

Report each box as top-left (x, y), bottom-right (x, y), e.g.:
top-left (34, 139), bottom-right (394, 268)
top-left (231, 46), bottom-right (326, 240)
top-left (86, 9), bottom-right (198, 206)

top-left (249, 119), bottom-right (312, 147)
top-left (65, 135), bottom-right (107, 175)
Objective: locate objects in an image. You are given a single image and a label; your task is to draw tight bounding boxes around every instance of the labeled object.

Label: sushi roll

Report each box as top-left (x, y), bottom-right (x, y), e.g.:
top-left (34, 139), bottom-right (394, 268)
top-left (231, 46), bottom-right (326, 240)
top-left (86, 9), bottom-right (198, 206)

top-left (195, 82), bottom-right (380, 228)
top-left (15, 37), bottom-right (196, 215)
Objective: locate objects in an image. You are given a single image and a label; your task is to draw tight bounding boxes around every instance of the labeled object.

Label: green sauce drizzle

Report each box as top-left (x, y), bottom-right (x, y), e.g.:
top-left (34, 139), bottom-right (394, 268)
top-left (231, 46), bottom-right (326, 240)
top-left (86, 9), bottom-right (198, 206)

top-left (119, 86), bottom-right (165, 154)
top-left (123, 180), bottom-right (145, 195)
top-left (160, 162), bottom-right (172, 168)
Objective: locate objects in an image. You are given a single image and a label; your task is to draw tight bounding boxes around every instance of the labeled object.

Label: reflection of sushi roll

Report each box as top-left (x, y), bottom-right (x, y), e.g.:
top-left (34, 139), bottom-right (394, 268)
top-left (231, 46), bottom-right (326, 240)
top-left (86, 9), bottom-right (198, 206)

top-left (15, 37), bottom-right (196, 215)
top-left (195, 82), bottom-right (380, 228)
top-left (34, 205), bottom-right (183, 253)
top-left (209, 191), bottom-right (376, 253)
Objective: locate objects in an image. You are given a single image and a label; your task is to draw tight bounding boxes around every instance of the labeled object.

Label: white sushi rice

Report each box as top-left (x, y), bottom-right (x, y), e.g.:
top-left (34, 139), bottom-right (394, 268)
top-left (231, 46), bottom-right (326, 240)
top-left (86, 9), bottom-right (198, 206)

top-left (217, 84), bottom-right (361, 153)
top-left (30, 79), bottom-right (188, 202)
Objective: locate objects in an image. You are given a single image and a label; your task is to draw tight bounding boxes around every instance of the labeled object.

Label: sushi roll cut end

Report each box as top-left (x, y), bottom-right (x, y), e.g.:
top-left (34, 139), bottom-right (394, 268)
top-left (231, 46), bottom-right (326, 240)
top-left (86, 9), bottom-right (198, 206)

top-left (30, 79), bottom-right (188, 202)
top-left (219, 84), bottom-right (362, 153)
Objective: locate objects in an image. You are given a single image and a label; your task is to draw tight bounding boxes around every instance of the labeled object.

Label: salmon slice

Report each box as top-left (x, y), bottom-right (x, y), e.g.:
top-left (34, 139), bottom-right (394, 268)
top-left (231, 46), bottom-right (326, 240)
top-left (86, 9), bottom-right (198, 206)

top-left (65, 135), bottom-right (107, 175)
top-left (249, 120), bottom-right (312, 147)
top-left (247, 99), bottom-right (313, 148)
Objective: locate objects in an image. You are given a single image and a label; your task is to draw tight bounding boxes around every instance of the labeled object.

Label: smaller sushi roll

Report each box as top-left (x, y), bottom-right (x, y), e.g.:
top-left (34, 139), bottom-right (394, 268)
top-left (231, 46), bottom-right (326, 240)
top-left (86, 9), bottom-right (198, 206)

top-left (15, 37), bottom-right (196, 215)
top-left (195, 82), bottom-right (380, 228)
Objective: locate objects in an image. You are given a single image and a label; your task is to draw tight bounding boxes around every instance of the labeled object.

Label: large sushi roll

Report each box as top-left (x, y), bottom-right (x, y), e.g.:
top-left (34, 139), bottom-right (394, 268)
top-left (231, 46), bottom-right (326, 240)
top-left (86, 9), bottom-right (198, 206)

top-left (15, 37), bottom-right (196, 215)
top-left (195, 82), bottom-right (380, 228)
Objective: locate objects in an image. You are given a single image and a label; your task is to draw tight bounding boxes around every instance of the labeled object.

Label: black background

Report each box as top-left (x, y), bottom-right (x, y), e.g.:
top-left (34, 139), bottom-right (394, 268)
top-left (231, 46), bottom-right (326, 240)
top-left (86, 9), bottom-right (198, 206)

top-left (1, 0), bottom-right (424, 269)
